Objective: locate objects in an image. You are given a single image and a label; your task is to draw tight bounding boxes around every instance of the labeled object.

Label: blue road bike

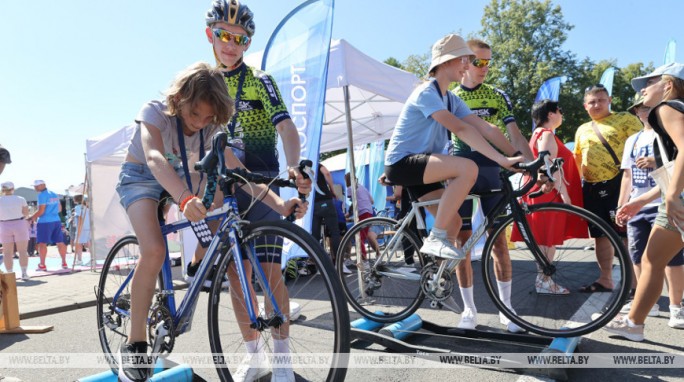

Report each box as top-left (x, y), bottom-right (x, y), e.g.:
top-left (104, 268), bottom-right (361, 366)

top-left (96, 132), bottom-right (350, 381)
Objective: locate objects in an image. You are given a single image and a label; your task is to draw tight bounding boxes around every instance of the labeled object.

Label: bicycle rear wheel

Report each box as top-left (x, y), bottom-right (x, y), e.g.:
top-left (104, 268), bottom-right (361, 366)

top-left (336, 217), bottom-right (425, 323)
top-left (481, 203), bottom-right (631, 337)
top-left (96, 235), bottom-right (163, 373)
top-left (208, 220), bottom-right (350, 382)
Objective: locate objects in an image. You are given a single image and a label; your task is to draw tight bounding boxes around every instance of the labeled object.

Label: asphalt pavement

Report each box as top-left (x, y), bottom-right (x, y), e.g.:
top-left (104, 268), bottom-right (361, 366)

top-left (1, 246), bottom-right (683, 381)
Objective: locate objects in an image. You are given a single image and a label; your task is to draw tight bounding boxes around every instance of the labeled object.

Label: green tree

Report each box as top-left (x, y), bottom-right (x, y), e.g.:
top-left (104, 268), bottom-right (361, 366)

top-left (384, 57), bottom-right (403, 69)
top-left (402, 52), bottom-right (430, 79)
top-left (478, 0), bottom-right (577, 139)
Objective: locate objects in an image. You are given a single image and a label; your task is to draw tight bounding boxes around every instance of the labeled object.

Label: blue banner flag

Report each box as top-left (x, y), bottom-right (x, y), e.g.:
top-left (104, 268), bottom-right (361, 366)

top-left (599, 67), bottom-right (616, 97)
top-left (261, 0), bottom-right (335, 235)
top-left (533, 76), bottom-right (566, 128)
top-left (534, 76), bottom-right (566, 103)
top-left (368, 140), bottom-right (386, 212)
top-left (664, 39), bottom-right (676, 64)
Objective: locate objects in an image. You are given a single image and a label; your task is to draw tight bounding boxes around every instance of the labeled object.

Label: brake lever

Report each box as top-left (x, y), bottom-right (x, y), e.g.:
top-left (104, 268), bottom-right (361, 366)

top-left (287, 159), bottom-right (313, 222)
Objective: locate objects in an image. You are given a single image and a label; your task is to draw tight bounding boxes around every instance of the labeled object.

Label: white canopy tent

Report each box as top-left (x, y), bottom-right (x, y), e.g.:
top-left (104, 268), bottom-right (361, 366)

top-left (85, 125), bottom-right (136, 261)
top-left (319, 39), bottom-right (420, 153)
top-left (86, 38), bottom-right (420, 261)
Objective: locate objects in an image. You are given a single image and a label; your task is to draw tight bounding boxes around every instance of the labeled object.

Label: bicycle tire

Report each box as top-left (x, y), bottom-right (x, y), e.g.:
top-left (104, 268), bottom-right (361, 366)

top-left (336, 217), bottom-right (425, 323)
top-left (481, 203), bottom-right (631, 337)
top-left (207, 220), bottom-right (350, 382)
top-left (96, 235), bottom-right (163, 374)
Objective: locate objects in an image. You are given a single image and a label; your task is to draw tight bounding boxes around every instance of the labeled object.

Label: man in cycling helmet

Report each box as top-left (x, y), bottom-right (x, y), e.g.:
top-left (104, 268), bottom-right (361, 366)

top-left (190, 2), bottom-right (310, 382)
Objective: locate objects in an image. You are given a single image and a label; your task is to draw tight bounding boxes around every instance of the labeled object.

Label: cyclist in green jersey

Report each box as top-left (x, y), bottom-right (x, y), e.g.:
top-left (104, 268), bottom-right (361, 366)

top-left (451, 39), bottom-right (533, 332)
top-left (192, 2), bottom-right (312, 381)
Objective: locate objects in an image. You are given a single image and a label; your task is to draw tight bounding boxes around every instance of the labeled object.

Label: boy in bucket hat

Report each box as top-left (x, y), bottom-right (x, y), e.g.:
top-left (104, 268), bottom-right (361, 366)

top-left (383, 34), bottom-right (522, 322)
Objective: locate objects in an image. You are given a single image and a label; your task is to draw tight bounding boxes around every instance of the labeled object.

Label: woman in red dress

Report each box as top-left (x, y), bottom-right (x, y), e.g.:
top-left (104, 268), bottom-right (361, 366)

top-left (511, 99), bottom-right (587, 294)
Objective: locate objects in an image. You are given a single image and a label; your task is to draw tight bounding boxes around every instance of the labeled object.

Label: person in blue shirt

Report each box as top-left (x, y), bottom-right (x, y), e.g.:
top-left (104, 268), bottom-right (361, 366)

top-left (29, 179), bottom-right (67, 270)
top-left (384, 34), bottom-right (521, 263)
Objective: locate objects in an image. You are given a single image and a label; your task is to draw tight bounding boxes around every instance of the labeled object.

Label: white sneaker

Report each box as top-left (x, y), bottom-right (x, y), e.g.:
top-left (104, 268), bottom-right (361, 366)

top-left (342, 264), bottom-right (352, 274)
top-left (499, 312), bottom-right (525, 333)
top-left (344, 259), bottom-right (354, 268)
top-left (620, 301), bottom-right (659, 317)
top-left (233, 352), bottom-right (270, 382)
top-left (289, 302), bottom-right (302, 322)
top-left (420, 234), bottom-right (465, 261)
top-left (668, 305), bottom-right (684, 329)
top-left (21, 273), bottom-right (30, 281)
top-left (603, 314), bottom-right (644, 342)
top-left (271, 363), bottom-right (295, 382)
top-left (457, 308), bottom-right (477, 330)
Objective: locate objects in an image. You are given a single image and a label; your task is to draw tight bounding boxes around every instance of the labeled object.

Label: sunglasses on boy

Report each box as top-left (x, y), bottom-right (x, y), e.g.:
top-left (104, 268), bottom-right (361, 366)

top-left (212, 28), bottom-right (251, 46)
top-left (471, 58), bottom-right (492, 68)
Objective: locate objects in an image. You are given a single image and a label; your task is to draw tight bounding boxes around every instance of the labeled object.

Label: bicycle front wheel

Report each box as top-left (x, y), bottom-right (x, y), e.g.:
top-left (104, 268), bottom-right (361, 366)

top-left (208, 220), bottom-right (350, 382)
top-left (96, 235), bottom-right (163, 374)
top-left (482, 203), bottom-right (631, 337)
top-left (336, 217), bottom-right (425, 323)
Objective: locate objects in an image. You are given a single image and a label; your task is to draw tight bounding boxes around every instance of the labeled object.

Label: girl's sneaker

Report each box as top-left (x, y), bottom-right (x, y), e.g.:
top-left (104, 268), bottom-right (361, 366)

top-left (36, 264), bottom-right (47, 271)
top-left (668, 305), bottom-right (684, 329)
top-left (602, 314), bottom-right (644, 342)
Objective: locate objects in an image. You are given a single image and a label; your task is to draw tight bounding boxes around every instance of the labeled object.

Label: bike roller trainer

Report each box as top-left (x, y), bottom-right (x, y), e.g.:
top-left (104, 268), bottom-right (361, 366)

top-left (351, 313), bottom-right (580, 381)
top-left (77, 358), bottom-right (195, 382)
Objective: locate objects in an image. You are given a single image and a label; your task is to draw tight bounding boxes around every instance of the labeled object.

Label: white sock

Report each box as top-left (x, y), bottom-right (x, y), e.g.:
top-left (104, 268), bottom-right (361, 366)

top-left (245, 339), bottom-right (265, 354)
top-left (626, 317), bottom-right (640, 327)
top-left (273, 338), bottom-right (290, 354)
top-left (497, 280), bottom-right (512, 309)
top-left (431, 227), bottom-right (447, 239)
top-left (670, 305), bottom-right (681, 311)
top-left (459, 286), bottom-right (476, 311)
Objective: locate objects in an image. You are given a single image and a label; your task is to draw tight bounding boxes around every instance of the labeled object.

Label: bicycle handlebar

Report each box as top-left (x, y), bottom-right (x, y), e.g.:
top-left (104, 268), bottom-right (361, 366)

top-left (193, 132), bottom-right (311, 220)
top-left (509, 151), bottom-right (565, 198)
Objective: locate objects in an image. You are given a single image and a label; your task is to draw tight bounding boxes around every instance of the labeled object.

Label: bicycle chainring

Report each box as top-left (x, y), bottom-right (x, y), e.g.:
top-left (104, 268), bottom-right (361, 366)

top-left (420, 262), bottom-right (453, 301)
top-left (148, 304), bottom-right (175, 355)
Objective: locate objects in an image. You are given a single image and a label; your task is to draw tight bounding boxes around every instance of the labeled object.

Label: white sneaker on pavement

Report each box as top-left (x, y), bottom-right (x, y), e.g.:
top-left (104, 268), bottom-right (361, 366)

top-left (233, 352), bottom-right (270, 382)
top-left (420, 234), bottom-right (465, 261)
top-left (271, 363), bottom-right (295, 382)
top-left (668, 305), bottom-right (684, 329)
top-left (457, 308), bottom-right (477, 330)
top-left (342, 264), bottom-right (352, 274)
top-left (499, 312), bottom-right (525, 333)
top-left (602, 314), bottom-right (645, 342)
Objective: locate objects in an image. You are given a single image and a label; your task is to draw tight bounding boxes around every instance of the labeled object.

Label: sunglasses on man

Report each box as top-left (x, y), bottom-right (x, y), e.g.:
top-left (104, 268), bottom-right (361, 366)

top-left (212, 28), bottom-right (251, 46)
top-left (471, 58), bottom-right (492, 68)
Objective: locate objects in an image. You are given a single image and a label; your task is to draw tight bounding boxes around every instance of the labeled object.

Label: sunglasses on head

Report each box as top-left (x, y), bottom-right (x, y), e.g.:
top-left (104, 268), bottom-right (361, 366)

top-left (471, 58), bottom-right (492, 68)
top-left (212, 28), bottom-right (250, 46)
top-left (584, 83), bottom-right (606, 93)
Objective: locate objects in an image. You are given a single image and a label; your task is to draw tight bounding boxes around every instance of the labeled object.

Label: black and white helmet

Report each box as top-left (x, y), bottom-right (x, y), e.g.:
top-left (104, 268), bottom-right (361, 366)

top-left (206, 0), bottom-right (255, 37)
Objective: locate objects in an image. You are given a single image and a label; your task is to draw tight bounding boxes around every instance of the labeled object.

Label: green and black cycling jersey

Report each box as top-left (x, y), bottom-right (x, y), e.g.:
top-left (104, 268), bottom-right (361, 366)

top-left (223, 63), bottom-right (291, 170)
top-left (451, 83), bottom-right (516, 153)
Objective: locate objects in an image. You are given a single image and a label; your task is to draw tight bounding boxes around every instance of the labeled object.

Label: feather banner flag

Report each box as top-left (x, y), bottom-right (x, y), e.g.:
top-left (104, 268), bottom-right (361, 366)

top-left (261, 0), bottom-right (335, 235)
top-left (533, 76), bottom-right (567, 128)
top-left (664, 39), bottom-right (676, 64)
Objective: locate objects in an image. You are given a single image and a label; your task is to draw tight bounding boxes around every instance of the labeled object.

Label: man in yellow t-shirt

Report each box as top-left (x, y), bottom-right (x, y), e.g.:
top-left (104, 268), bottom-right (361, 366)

top-left (573, 84), bottom-right (641, 293)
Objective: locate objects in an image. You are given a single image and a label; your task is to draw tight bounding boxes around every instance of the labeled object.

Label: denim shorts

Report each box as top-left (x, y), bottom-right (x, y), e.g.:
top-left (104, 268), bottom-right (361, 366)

top-left (116, 162), bottom-right (185, 211)
top-left (654, 195), bottom-right (684, 235)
